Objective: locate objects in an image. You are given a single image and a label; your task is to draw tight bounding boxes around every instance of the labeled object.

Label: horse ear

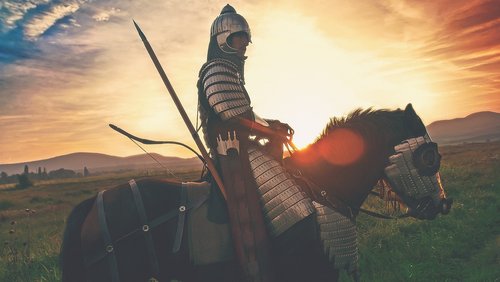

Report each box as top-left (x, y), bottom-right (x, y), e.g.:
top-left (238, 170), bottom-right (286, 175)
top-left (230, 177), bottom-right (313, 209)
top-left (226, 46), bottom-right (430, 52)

top-left (404, 103), bottom-right (427, 136)
top-left (404, 103), bottom-right (415, 115)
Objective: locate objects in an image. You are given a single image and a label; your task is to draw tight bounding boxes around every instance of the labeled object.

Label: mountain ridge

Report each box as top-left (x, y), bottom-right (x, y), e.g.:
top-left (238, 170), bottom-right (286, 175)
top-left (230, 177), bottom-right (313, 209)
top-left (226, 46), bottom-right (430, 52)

top-left (427, 111), bottom-right (500, 144)
top-left (0, 152), bottom-right (201, 175)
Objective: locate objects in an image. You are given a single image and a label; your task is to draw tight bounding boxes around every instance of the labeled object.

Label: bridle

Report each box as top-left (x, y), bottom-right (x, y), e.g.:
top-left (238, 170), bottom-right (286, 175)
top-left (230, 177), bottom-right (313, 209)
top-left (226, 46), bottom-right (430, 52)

top-left (284, 131), bottom-right (409, 220)
top-left (290, 168), bottom-right (408, 220)
top-left (289, 134), bottom-right (452, 221)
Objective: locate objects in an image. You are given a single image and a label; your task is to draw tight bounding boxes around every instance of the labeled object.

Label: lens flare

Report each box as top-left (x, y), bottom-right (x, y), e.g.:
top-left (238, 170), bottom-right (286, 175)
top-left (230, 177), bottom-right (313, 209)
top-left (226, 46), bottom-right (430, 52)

top-left (318, 128), bottom-right (365, 166)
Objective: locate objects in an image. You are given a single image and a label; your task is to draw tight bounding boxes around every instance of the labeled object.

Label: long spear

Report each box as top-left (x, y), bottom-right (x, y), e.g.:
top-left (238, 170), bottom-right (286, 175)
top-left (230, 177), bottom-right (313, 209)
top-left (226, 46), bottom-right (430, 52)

top-left (133, 20), bottom-right (227, 200)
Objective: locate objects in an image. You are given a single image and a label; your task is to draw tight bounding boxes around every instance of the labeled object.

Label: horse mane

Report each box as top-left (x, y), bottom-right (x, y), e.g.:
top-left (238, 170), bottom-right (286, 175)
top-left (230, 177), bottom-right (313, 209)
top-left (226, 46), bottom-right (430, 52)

top-left (287, 107), bottom-right (408, 208)
top-left (313, 108), bottom-right (407, 148)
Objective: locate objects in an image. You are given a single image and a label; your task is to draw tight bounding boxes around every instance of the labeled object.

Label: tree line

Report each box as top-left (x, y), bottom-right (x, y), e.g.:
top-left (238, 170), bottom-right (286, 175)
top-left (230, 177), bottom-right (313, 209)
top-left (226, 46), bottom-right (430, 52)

top-left (0, 165), bottom-right (91, 186)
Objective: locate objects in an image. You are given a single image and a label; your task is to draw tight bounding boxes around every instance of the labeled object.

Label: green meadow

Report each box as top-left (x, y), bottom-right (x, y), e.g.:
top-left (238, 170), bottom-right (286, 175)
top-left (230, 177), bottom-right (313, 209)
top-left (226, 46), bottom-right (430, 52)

top-left (346, 141), bottom-right (500, 281)
top-left (1, 142), bottom-right (498, 281)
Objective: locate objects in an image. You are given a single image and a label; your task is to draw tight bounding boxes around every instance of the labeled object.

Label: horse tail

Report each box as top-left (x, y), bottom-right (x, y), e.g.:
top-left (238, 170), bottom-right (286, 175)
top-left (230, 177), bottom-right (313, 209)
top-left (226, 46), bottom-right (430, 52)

top-left (60, 196), bottom-right (95, 282)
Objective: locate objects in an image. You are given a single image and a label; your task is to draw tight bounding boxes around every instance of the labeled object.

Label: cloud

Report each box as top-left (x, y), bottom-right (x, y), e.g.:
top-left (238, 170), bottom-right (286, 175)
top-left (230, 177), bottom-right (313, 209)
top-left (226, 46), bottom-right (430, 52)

top-left (23, 2), bottom-right (81, 39)
top-left (0, 0), bottom-right (50, 32)
top-left (0, 0), bottom-right (87, 64)
top-left (92, 7), bottom-right (120, 22)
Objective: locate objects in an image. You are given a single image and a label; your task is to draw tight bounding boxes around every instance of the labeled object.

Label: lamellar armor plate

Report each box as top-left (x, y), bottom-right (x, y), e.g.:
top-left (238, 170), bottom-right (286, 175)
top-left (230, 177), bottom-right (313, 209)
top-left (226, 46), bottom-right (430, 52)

top-left (384, 136), bottom-right (444, 203)
top-left (199, 59), bottom-right (251, 121)
top-left (248, 147), bottom-right (315, 237)
top-left (314, 201), bottom-right (358, 273)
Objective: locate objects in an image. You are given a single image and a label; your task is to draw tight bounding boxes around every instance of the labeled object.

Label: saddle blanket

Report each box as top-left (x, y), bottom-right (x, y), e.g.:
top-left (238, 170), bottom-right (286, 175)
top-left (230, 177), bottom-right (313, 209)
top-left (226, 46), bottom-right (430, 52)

top-left (185, 181), bottom-right (234, 265)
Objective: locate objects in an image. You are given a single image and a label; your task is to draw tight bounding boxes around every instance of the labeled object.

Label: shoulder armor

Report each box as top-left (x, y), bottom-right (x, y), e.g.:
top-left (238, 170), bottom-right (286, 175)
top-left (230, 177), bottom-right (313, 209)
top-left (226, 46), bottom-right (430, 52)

top-left (200, 59), bottom-right (251, 121)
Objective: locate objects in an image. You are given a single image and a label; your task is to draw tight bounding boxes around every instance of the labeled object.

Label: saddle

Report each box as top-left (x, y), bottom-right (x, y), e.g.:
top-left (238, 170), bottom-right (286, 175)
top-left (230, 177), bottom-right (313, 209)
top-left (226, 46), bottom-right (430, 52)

top-left (84, 179), bottom-right (233, 281)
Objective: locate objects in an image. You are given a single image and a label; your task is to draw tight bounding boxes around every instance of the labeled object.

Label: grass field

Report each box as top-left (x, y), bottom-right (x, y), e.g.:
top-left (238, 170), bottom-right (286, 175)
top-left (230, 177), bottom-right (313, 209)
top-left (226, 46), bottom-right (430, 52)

top-left (0, 142), bottom-right (498, 281)
top-left (344, 141), bottom-right (500, 281)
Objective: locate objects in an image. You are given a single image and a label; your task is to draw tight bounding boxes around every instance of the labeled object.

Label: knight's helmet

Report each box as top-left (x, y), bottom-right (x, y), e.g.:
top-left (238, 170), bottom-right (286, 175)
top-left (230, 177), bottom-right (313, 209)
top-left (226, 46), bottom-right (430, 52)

top-left (210, 4), bottom-right (251, 54)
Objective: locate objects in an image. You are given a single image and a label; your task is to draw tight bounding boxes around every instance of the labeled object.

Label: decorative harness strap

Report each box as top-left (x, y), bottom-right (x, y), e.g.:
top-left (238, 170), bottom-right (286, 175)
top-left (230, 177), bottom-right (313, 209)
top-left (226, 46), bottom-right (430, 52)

top-left (173, 182), bottom-right (188, 253)
top-left (97, 190), bottom-right (120, 282)
top-left (129, 179), bottom-right (160, 279)
top-left (90, 180), bottom-right (209, 280)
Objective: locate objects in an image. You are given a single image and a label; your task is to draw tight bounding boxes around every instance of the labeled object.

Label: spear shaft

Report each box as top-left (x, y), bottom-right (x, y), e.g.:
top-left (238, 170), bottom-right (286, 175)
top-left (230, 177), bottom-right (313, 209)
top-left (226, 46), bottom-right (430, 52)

top-left (133, 20), bottom-right (227, 200)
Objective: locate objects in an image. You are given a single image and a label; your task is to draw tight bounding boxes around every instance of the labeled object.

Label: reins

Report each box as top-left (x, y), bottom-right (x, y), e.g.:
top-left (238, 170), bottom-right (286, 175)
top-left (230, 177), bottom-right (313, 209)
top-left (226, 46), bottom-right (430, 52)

top-left (284, 129), bottom-right (409, 220)
top-left (290, 168), bottom-right (408, 220)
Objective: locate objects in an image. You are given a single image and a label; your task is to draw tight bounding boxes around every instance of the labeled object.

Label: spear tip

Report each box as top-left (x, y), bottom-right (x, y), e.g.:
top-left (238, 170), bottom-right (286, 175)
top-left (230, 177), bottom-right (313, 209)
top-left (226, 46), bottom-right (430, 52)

top-left (132, 19), bottom-right (146, 41)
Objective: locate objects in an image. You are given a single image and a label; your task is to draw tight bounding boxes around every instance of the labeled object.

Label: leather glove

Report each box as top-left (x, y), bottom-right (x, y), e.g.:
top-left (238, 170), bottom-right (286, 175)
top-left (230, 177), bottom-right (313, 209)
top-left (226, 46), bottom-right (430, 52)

top-left (265, 119), bottom-right (294, 139)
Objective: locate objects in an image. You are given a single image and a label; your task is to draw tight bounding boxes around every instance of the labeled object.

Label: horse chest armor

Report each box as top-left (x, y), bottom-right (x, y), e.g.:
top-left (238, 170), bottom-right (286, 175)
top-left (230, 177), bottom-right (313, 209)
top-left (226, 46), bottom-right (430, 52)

top-left (247, 147), bottom-right (359, 272)
top-left (313, 201), bottom-right (358, 273)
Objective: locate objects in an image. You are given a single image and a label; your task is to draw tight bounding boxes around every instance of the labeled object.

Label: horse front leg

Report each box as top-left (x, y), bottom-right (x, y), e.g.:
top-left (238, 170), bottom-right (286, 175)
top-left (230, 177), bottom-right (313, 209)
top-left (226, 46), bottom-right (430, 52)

top-left (272, 215), bottom-right (340, 282)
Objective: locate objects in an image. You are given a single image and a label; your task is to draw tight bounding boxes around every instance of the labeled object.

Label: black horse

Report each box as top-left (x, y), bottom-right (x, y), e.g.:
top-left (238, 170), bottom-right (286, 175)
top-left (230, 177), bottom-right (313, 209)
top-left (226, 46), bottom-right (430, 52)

top-left (60, 104), bottom-right (451, 282)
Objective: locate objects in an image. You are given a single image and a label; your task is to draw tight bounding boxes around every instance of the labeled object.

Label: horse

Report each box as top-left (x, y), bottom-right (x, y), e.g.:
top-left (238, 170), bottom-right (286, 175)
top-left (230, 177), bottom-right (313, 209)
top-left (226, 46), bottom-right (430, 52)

top-left (60, 104), bottom-right (452, 282)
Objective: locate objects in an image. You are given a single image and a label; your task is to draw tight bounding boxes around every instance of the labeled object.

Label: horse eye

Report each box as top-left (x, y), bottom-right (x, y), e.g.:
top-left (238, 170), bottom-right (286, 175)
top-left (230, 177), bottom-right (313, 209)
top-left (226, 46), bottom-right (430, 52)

top-left (412, 142), bottom-right (441, 176)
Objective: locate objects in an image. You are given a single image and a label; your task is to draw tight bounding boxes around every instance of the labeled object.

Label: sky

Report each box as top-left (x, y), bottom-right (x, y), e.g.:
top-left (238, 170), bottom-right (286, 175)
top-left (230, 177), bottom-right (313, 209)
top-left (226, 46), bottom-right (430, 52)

top-left (0, 0), bottom-right (499, 164)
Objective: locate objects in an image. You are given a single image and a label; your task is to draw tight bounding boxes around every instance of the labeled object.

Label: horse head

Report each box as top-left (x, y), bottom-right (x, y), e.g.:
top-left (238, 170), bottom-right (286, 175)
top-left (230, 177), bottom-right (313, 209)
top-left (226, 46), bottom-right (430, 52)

top-left (287, 103), bottom-right (452, 220)
top-left (384, 104), bottom-right (452, 219)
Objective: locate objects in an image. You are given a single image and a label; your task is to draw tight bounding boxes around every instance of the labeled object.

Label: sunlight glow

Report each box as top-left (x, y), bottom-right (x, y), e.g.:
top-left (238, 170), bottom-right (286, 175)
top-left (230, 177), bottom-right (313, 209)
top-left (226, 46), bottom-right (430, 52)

top-left (247, 8), bottom-right (442, 149)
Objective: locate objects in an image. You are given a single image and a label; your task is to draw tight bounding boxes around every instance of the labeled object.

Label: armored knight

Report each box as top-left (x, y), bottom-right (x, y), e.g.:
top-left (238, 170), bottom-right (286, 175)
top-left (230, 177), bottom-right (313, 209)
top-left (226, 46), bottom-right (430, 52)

top-left (197, 4), bottom-right (316, 281)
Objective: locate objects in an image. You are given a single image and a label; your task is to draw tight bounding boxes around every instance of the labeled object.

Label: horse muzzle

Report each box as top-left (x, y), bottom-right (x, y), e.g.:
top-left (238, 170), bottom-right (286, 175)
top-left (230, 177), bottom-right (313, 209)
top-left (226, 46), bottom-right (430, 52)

top-left (439, 197), bottom-right (453, 215)
top-left (406, 196), bottom-right (453, 220)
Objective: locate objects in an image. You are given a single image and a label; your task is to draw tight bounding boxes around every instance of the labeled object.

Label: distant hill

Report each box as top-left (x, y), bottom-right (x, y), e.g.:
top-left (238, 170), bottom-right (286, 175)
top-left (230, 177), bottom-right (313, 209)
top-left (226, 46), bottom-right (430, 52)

top-left (0, 152), bottom-right (202, 175)
top-left (427, 111), bottom-right (500, 144)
